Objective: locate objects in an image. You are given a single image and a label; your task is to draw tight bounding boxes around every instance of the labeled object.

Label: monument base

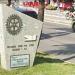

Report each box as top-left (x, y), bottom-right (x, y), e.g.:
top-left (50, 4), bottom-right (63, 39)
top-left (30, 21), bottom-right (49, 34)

top-left (0, 4), bottom-right (43, 70)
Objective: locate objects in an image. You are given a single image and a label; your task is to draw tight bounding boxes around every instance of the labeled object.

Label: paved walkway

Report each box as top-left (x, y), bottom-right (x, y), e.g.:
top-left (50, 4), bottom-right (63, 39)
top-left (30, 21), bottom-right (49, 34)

top-left (38, 22), bottom-right (75, 64)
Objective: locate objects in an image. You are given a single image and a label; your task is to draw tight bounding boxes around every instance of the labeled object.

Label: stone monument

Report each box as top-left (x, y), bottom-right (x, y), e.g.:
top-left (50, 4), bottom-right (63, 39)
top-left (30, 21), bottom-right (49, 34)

top-left (0, 4), bottom-right (43, 70)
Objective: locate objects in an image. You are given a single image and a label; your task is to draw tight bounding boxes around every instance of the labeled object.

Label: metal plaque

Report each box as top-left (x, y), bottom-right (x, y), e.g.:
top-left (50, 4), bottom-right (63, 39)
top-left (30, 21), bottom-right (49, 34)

top-left (10, 54), bottom-right (30, 68)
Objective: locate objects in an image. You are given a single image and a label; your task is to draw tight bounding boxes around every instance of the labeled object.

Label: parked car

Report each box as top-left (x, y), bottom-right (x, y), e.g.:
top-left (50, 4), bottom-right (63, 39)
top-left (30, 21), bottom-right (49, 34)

top-left (65, 11), bottom-right (75, 20)
top-left (15, 6), bottom-right (38, 19)
top-left (9, 0), bottom-right (38, 19)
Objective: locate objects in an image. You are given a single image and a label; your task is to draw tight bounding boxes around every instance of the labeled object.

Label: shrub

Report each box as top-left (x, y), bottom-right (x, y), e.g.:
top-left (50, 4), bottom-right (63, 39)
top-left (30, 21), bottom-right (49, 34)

top-left (46, 4), bottom-right (57, 10)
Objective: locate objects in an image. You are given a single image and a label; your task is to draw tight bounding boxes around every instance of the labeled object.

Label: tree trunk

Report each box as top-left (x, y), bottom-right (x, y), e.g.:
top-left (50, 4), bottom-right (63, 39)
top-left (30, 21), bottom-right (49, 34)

top-left (7, 0), bottom-right (11, 6)
top-left (38, 0), bottom-right (45, 22)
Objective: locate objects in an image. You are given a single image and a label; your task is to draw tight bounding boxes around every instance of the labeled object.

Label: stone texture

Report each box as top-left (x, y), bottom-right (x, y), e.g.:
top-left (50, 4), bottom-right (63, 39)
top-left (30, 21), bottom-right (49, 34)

top-left (0, 4), bottom-right (43, 70)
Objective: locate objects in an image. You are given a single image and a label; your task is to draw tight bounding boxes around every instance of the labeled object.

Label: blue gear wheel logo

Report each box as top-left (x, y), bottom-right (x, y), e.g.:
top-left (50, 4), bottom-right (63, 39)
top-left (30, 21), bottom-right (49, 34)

top-left (6, 14), bottom-right (23, 35)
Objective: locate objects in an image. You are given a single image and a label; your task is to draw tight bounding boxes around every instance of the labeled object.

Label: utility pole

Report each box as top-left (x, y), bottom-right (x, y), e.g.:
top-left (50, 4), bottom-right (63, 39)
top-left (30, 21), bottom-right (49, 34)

top-left (38, 0), bottom-right (45, 22)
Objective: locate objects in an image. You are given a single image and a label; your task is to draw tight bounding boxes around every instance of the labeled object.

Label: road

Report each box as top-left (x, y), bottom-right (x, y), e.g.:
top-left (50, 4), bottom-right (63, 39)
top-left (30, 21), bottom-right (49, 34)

top-left (38, 22), bottom-right (75, 63)
top-left (44, 10), bottom-right (72, 25)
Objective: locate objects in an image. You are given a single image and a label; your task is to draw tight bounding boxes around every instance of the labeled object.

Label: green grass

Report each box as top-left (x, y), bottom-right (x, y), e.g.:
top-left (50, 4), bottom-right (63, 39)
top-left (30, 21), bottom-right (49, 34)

top-left (0, 52), bottom-right (75, 75)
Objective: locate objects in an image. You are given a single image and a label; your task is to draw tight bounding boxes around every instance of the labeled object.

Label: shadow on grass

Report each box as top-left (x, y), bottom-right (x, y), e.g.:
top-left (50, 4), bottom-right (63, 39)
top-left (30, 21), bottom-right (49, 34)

top-left (34, 52), bottom-right (64, 65)
top-left (36, 52), bottom-right (49, 56)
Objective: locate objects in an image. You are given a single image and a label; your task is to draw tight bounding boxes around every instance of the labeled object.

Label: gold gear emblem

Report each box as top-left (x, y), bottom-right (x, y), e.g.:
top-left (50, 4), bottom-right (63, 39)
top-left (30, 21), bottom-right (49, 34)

top-left (6, 14), bottom-right (23, 35)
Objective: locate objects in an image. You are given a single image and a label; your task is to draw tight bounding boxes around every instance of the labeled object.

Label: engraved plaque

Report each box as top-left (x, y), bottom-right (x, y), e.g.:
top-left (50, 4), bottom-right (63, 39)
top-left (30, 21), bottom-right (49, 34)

top-left (10, 54), bottom-right (29, 68)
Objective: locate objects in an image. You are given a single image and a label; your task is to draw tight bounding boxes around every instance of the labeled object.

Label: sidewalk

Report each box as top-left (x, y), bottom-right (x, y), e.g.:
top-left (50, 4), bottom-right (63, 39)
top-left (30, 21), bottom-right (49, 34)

top-left (44, 10), bottom-right (72, 25)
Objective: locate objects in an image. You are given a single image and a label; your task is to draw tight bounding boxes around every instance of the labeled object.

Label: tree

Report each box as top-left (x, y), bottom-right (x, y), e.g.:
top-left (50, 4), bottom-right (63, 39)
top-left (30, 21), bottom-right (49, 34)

top-left (38, 0), bottom-right (45, 22)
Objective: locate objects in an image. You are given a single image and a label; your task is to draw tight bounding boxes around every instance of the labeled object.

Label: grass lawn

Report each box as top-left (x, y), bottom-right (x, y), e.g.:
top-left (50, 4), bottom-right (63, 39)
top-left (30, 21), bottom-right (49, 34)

top-left (0, 52), bottom-right (75, 75)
